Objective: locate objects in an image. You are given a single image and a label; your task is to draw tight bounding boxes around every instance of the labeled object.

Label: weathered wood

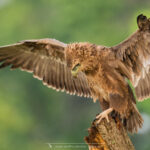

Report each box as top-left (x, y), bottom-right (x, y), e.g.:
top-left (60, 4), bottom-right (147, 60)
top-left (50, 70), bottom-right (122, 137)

top-left (85, 117), bottom-right (135, 150)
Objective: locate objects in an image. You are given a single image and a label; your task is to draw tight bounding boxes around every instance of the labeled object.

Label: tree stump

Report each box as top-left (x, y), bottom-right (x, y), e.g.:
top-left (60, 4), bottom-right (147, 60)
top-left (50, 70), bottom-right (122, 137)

top-left (84, 117), bottom-right (135, 150)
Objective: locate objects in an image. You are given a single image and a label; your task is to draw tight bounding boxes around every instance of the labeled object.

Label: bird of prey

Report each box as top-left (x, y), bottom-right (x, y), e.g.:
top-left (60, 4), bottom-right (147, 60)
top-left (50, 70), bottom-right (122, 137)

top-left (0, 14), bottom-right (149, 133)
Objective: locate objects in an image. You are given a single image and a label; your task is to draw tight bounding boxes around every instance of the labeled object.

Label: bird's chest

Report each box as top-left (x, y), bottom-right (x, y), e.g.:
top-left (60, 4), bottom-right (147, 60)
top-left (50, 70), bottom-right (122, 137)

top-left (86, 63), bottom-right (115, 102)
top-left (94, 84), bottom-right (108, 99)
top-left (88, 78), bottom-right (109, 102)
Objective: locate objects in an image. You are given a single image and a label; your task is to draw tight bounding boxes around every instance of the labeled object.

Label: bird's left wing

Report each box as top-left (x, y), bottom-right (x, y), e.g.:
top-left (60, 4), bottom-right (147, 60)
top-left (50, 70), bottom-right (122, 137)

top-left (0, 39), bottom-right (91, 98)
top-left (111, 15), bottom-right (150, 101)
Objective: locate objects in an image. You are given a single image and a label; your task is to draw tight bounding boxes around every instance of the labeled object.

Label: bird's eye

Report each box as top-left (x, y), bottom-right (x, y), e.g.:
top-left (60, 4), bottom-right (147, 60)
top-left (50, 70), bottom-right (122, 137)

top-left (72, 63), bottom-right (81, 71)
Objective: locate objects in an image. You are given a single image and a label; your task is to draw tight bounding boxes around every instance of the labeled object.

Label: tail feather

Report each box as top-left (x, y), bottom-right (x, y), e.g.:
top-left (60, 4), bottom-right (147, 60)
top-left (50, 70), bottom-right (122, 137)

top-left (124, 103), bottom-right (143, 133)
top-left (111, 103), bottom-right (143, 133)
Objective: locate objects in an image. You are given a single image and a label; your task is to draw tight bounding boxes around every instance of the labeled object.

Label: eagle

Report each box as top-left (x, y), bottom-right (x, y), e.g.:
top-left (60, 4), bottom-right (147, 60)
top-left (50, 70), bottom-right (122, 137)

top-left (0, 14), bottom-right (149, 133)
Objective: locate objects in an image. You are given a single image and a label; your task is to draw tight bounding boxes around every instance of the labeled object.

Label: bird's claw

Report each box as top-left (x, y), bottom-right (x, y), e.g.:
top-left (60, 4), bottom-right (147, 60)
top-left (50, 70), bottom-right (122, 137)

top-left (95, 108), bottom-right (113, 124)
top-left (96, 112), bottom-right (110, 124)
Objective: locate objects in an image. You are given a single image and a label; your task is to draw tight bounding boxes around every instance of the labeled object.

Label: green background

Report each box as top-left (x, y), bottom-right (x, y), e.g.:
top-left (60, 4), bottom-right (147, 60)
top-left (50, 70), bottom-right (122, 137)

top-left (0, 0), bottom-right (150, 149)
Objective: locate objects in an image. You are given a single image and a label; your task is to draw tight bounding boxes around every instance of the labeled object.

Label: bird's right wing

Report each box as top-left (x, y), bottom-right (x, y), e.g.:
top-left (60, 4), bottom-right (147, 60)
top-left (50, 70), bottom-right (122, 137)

top-left (111, 15), bottom-right (150, 101)
top-left (0, 39), bottom-right (91, 98)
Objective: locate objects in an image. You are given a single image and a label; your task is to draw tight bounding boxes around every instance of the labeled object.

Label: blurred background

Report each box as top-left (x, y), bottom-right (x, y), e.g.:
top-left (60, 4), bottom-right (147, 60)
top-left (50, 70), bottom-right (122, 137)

top-left (0, 0), bottom-right (150, 150)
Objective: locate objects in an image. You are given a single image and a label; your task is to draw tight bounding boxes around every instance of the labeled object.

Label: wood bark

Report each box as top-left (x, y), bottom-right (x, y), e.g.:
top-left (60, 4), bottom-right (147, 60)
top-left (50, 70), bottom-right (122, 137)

top-left (84, 117), bottom-right (135, 150)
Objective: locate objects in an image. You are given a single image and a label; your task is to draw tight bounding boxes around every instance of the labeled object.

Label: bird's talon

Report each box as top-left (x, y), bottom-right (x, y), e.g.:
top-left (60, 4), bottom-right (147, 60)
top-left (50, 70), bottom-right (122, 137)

top-left (95, 108), bottom-right (113, 124)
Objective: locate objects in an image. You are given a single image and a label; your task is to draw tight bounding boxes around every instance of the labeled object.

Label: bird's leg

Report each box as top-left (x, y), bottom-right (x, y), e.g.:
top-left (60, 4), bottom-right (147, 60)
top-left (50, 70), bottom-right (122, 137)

top-left (96, 108), bottom-right (113, 123)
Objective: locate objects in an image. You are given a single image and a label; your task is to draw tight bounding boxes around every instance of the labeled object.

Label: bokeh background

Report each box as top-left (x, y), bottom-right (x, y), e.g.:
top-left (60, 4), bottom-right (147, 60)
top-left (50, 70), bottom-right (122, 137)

top-left (0, 0), bottom-right (150, 150)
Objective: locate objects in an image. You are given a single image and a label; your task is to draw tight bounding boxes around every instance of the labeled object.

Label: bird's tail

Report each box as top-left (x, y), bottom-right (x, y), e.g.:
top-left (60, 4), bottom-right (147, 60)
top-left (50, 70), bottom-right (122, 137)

top-left (123, 103), bottom-right (143, 133)
top-left (111, 102), bottom-right (143, 133)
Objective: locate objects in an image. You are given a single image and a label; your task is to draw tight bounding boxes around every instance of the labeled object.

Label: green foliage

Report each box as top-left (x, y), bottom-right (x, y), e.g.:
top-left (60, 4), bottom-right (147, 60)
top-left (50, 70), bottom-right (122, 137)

top-left (0, 0), bottom-right (150, 150)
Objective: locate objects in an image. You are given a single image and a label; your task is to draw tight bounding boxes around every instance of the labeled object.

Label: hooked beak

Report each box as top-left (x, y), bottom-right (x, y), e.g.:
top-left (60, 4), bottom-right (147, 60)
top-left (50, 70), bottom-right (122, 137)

top-left (71, 70), bottom-right (79, 77)
top-left (71, 64), bottom-right (81, 77)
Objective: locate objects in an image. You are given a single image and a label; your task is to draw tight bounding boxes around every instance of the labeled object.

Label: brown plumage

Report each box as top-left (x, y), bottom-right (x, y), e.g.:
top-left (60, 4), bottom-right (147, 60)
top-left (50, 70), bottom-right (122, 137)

top-left (0, 14), bottom-right (150, 133)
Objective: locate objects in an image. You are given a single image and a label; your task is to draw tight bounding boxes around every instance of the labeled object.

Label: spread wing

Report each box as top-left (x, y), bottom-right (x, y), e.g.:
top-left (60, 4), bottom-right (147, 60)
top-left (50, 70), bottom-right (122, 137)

top-left (0, 39), bottom-right (91, 98)
top-left (112, 29), bottom-right (150, 101)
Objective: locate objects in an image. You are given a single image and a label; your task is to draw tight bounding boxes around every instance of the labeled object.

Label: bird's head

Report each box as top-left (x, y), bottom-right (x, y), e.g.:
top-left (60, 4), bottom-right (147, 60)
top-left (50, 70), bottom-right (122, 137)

top-left (65, 42), bottom-right (99, 77)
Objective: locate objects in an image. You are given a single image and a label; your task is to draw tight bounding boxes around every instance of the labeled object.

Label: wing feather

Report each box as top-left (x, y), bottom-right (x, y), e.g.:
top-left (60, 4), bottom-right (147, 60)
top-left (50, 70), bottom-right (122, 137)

top-left (0, 39), bottom-right (91, 98)
top-left (112, 19), bottom-right (150, 101)
top-left (59, 63), bottom-right (65, 90)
